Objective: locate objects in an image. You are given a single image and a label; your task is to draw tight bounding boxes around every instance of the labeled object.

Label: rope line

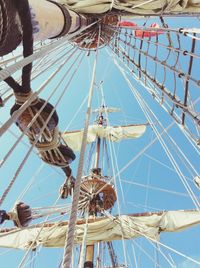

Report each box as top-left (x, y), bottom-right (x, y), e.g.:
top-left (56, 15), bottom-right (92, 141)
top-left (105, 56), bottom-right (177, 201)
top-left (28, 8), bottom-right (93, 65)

top-left (115, 60), bottom-right (200, 209)
top-left (109, 21), bottom-right (200, 143)
top-left (0, 51), bottom-right (84, 206)
top-left (61, 33), bottom-right (100, 268)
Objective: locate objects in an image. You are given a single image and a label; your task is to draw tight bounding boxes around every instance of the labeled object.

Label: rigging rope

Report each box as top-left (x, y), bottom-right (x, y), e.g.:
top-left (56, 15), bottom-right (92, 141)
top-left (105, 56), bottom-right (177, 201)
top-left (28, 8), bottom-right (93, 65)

top-left (0, 51), bottom-right (84, 207)
top-left (115, 60), bottom-right (200, 209)
top-left (132, 224), bottom-right (200, 266)
top-left (18, 195), bottom-right (62, 268)
top-left (97, 99), bottom-right (128, 266)
top-left (109, 22), bottom-right (200, 143)
top-left (109, 43), bottom-right (200, 150)
top-left (61, 27), bottom-right (101, 268)
top-left (0, 48), bottom-right (76, 168)
top-left (133, 240), bottom-right (160, 267)
top-left (0, 20), bottom-right (98, 83)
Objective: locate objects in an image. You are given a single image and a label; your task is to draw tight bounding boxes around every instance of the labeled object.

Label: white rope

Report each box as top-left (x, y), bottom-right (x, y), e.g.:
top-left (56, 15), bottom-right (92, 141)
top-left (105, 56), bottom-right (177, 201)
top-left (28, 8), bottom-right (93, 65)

top-left (63, 93), bottom-right (89, 132)
top-left (0, 48), bottom-right (76, 138)
top-left (110, 214), bottom-right (200, 267)
top-left (0, 51), bottom-right (84, 207)
top-left (127, 201), bottom-right (162, 212)
top-left (146, 239), bottom-right (175, 267)
top-left (133, 240), bottom-right (161, 267)
top-left (23, 246), bottom-right (42, 268)
top-left (0, 21), bottom-right (98, 82)
top-left (131, 243), bottom-right (139, 268)
top-left (31, 45), bottom-right (76, 82)
top-left (160, 125), bottom-right (199, 178)
top-left (98, 92), bottom-right (128, 266)
top-left (0, 48), bottom-right (79, 168)
top-left (144, 143), bottom-right (152, 209)
top-left (108, 45), bottom-right (200, 149)
top-left (117, 123), bottom-right (174, 177)
top-left (144, 153), bottom-right (192, 179)
top-left (134, 98), bottom-right (200, 208)
top-left (141, 96), bottom-right (200, 208)
top-left (132, 226), bottom-right (200, 266)
top-left (130, 0), bottom-right (155, 9)
top-left (95, 122), bottom-right (174, 196)
top-left (114, 59), bottom-right (200, 209)
top-left (143, 77), bottom-right (200, 151)
top-left (108, 143), bottom-right (128, 267)
top-left (122, 179), bottom-right (194, 198)
top-left (61, 39), bottom-right (99, 268)
top-left (18, 195), bottom-right (62, 268)
top-left (16, 163), bottom-right (45, 201)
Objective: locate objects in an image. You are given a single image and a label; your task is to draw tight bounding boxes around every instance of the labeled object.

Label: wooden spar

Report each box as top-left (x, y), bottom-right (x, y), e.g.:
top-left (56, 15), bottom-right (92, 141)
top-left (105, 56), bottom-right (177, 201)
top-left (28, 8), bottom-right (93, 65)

top-left (28, 0), bottom-right (64, 40)
top-left (62, 123), bottom-right (149, 134)
top-left (95, 137), bottom-right (101, 169)
top-left (84, 122), bottom-right (102, 268)
top-left (28, 0), bottom-right (89, 41)
top-left (0, 210), bottom-right (197, 233)
top-left (0, 0), bottom-right (89, 43)
top-left (84, 246), bottom-right (95, 268)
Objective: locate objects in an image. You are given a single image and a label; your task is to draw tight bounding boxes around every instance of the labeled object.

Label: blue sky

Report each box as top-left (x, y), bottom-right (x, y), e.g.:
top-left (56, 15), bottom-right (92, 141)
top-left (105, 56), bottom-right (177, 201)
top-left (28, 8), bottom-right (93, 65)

top-left (0, 15), bottom-right (199, 268)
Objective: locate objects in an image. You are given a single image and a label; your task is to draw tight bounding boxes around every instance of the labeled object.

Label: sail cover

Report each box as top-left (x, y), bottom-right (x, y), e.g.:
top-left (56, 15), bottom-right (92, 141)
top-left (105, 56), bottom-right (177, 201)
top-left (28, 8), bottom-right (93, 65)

top-left (0, 210), bottom-right (199, 249)
top-left (56, 0), bottom-right (200, 15)
top-left (62, 124), bottom-right (146, 151)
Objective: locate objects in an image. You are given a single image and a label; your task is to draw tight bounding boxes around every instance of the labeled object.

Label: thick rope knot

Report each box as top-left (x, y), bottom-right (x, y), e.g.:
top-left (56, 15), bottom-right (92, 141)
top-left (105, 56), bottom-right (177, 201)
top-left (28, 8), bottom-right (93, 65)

top-left (31, 127), bottom-right (60, 151)
top-left (14, 91), bottom-right (38, 106)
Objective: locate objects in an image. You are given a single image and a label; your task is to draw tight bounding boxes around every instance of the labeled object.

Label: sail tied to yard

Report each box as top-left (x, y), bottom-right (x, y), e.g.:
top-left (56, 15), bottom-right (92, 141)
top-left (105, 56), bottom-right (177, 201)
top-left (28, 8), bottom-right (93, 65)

top-left (0, 210), bottom-right (199, 250)
top-left (62, 124), bottom-right (147, 151)
top-left (56, 0), bottom-right (200, 15)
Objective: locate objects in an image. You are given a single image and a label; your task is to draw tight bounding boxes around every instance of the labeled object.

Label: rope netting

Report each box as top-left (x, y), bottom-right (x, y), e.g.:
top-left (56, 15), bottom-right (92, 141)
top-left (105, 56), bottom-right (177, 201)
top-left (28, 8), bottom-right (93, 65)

top-left (108, 17), bottom-right (200, 145)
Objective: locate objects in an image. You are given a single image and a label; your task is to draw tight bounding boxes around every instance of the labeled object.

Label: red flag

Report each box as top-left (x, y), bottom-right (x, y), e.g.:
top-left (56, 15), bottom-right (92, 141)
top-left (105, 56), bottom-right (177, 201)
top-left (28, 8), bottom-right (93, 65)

top-left (135, 23), bottom-right (163, 38)
top-left (118, 21), bottom-right (138, 27)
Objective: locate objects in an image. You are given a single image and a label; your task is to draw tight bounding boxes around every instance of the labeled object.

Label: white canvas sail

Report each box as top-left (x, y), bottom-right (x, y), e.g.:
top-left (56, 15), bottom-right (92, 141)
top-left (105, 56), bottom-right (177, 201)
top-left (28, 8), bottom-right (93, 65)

top-left (56, 0), bottom-right (200, 14)
top-left (62, 124), bottom-right (146, 151)
top-left (0, 210), bottom-right (199, 249)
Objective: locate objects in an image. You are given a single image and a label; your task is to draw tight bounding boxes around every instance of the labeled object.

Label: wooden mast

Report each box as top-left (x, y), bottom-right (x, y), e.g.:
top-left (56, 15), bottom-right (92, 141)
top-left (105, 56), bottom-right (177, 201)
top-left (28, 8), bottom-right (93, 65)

top-left (28, 0), bottom-right (89, 41)
top-left (84, 115), bottom-right (102, 268)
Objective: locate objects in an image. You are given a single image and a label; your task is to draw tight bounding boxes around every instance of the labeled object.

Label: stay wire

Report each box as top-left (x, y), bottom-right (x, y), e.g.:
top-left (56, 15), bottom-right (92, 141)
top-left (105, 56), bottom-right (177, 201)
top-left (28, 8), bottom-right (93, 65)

top-left (115, 60), bottom-right (200, 209)
top-left (61, 26), bottom-right (101, 268)
top-left (0, 51), bottom-right (84, 207)
top-left (0, 48), bottom-right (79, 170)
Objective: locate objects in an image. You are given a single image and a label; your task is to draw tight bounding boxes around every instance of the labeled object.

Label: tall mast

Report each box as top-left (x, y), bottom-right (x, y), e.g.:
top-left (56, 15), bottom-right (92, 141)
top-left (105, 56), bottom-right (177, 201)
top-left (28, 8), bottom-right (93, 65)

top-left (84, 113), bottom-right (104, 268)
top-left (28, 0), bottom-right (91, 40)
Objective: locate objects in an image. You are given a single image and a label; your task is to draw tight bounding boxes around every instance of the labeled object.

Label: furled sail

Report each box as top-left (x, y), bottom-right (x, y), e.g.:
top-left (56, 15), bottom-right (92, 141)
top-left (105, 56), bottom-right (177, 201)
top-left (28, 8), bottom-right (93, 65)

top-left (56, 0), bottom-right (200, 15)
top-left (0, 210), bottom-right (199, 249)
top-left (62, 124), bottom-right (146, 151)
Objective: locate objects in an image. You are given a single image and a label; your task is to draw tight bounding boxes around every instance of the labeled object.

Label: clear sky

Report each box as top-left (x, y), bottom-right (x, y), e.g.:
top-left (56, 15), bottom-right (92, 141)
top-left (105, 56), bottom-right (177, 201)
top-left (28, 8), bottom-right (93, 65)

top-left (0, 14), bottom-right (199, 268)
